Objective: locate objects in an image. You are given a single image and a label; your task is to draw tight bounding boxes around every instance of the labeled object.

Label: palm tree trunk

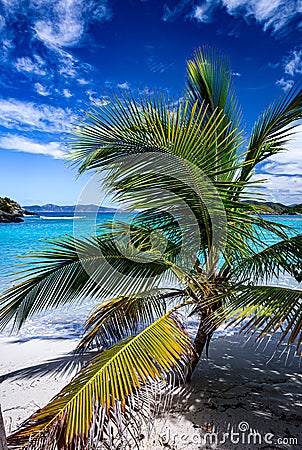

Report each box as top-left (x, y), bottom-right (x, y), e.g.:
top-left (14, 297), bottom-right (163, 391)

top-left (186, 316), bottom-right (209, 382)
top-left (0, 405), bottom-right (8, 450)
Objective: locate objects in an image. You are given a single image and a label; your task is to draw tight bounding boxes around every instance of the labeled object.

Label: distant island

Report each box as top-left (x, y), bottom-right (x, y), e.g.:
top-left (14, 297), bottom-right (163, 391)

top-left (246, 201), bottom-right (302, 215)
top-left (23, 204), bottom-right (117, 214)
top-left (24, 202), bottom-right (298, 215)
top-left (1, 198), bottom-right (302, 224)
top-left (0, 197), bottom-right (35, 223)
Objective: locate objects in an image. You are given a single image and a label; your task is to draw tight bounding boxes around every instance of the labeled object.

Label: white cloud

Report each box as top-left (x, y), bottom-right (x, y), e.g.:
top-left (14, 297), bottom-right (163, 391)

top-left (162, 0), bottom-right (192, 21)
top-left (253, 173), bottom-right (302, 204)
top-left (56, 49), bottom-right (77, 78)
top-left (0, 135), bottom-right (66, 159)
top-left (221, 0), bottom-right (298, 33)
top-left (183, 0), bottom-right (302, 34)
top-left (191, 1), bottom-right (217, 23)
top-left (0, 1), bottom-right (103, 82)
top-left (0, 38), bottom-right (14, 60)
top-left (284, 49), bottom-right (302, 76)
top-left (34, 19), bottom-right (83, 48)
top-left (77, 78), bottom-right (89, 85)
top-left (117, 82), bottom-right (130, 90)
top-left (14, 55), bottom-right (47, 76)
top-left (86, 89), bottom-right (97, 102)
top-left (0, 98), bottom-right (73, 133)
top-left (0, 0), bottom-right (19, 14)
top-left (85, 90), bottom-right (109, 105)
top-left (32, 0), bottom-right (112, 48)
top-left (35, 82), bottom-right (51, 96)
top-left (232, 72), bottom-right (241, 76)
top-left (0, 0), bottom-right (111, 82)
top-left (0, 0), bottom-right (111, 49)
top-left (63, 88), bottom-right (73, 98)
top-left (0, 14), bottom-right (5, 31)
top-left (253, 124), bottom-right (302, 203)
top-left (261, 125), bottom-right (302, 175)
top-left (275, 78), bottom-right (294, 91)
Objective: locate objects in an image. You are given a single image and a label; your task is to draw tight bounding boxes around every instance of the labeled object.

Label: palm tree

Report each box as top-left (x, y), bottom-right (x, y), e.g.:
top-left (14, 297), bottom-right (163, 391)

top-left (1, 46), bottom-right (302, 449)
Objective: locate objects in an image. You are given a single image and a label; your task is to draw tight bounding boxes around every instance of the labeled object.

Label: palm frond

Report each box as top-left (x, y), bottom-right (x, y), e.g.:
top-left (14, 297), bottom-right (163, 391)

top-left (240, 83), bottom-right (302, 181)
top-left (230, 235), bottom-right (302, 283)
top-left (70, 90), bottom-right (244, 182)
top-left (215, 285), bottom-right (302, 349)
top-left (185, 46), bottom-right (242, 123)
top-left (185, 46), bottom-right (243, 182)
top-left (77, 288), bottom-right (185, 352)
top-left (8, 310), bottom-right (192, 450)
top-left (0, 234), bottom-right (178, 331)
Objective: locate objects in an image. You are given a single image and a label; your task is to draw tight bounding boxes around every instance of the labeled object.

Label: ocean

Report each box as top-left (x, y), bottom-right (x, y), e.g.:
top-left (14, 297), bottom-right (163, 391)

top-left (0, 214), bottom-right (301, 341)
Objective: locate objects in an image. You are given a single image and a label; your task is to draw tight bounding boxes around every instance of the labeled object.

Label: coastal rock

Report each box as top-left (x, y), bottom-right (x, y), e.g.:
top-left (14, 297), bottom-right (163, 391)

top-left (0, 212), bottom-right (23, 223)
top-left (0, 197), bottom-right (36, 223)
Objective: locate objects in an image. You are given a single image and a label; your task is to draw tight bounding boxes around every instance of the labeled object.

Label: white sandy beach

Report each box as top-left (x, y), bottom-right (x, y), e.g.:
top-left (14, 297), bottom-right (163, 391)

top-left (0, 334), bottom-right (301, 449)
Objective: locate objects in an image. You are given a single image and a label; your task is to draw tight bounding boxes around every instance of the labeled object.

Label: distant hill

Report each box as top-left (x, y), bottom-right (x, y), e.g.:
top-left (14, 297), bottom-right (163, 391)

top-left (23, 204), bottom-right (117, 213)
top-left (244, 201), bottom-right (302, 215)
top-left (245, 201), bottom-right (287, 214)
top-left (18, 201), bottom-right (302, 217)
top-left (0, 197), bottom-right (35, 223)
top-left (285, 204), bottom-right (302, 214)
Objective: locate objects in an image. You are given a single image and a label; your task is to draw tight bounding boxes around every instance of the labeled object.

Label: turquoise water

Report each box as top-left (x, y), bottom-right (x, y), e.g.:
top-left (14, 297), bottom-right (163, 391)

top-left (0, 213), bottom-right (119, 339)
top-left (0, 214), bottom-right (301, 339)
top-left (0, 213), bottom-right (114, 289)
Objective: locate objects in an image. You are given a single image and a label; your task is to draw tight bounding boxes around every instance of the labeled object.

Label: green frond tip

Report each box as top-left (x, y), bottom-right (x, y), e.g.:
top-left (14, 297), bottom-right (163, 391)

top-left (230, 234), bottom-right (302, 283)
top-left (212, 285), bottom-right (302, 349)
top-left (8, 311), bottom-right (192, 449)
top-left (241, 82), bottom-right (302, 181)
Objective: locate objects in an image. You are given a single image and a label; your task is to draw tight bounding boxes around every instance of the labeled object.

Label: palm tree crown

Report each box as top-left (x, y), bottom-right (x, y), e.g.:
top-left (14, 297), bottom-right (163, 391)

top-left (1, 46), bottom-right (302, 449)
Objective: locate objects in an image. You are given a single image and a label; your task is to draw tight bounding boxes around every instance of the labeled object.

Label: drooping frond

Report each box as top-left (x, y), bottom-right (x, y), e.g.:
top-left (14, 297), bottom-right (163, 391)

top-left (8, 310), bottom-right (192, 450)
top-left (214, 285), bottom-right (302, 349)
top-left (230, 235), bottom-right (302, 283)
top-left (77, 288), bottom-right (185, 352)
top-left (240, 83), bottom-right (302, 181)
top-left (0, 234), bottom-right (180, 331)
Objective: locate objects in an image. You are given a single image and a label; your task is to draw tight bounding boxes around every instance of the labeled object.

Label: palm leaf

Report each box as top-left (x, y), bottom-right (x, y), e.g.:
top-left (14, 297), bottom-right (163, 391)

top-left (77, 288), bottom-right (185, 352)
top-left (240, 83), bottom-right (302, 181)
top-left (0, 234), bottom-right (178, 331)
top-left (70, 91), bottom-right (244, 181)
top-left (8, 310), bottom-right (192, 450)
top-left (215, 285), bottom-right (302, 349)
top-left (185, 46), bottom-right (243, 182)
top-left (230, 235), bottom-right (302, 283)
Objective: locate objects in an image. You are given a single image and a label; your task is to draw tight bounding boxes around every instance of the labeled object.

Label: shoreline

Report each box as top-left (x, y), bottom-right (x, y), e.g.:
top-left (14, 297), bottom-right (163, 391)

top-left (1, 333), bottom-right (301, 449)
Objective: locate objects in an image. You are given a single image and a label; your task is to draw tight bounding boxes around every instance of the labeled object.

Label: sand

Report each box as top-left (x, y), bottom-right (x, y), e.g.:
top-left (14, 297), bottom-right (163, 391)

top-left (142, 334), bottom-right (302, 449)
top-left (0, 337), bottom-right (78, 435)
top-left (0, 333), bottom-right (301, 449)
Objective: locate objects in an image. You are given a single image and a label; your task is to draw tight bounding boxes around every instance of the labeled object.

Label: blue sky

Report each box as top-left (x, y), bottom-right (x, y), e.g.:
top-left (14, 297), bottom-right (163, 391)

top-left (0, 0), bottom-right (301, 206)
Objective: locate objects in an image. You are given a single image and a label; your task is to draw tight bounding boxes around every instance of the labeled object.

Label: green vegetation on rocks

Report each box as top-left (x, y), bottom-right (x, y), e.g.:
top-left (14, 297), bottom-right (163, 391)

top-left (0, 197), bottom-right (33, 223)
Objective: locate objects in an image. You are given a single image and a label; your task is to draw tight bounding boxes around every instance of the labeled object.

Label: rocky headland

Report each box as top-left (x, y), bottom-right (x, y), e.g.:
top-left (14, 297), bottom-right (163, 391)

top-left (0, 197), bottom-right (36, 223)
